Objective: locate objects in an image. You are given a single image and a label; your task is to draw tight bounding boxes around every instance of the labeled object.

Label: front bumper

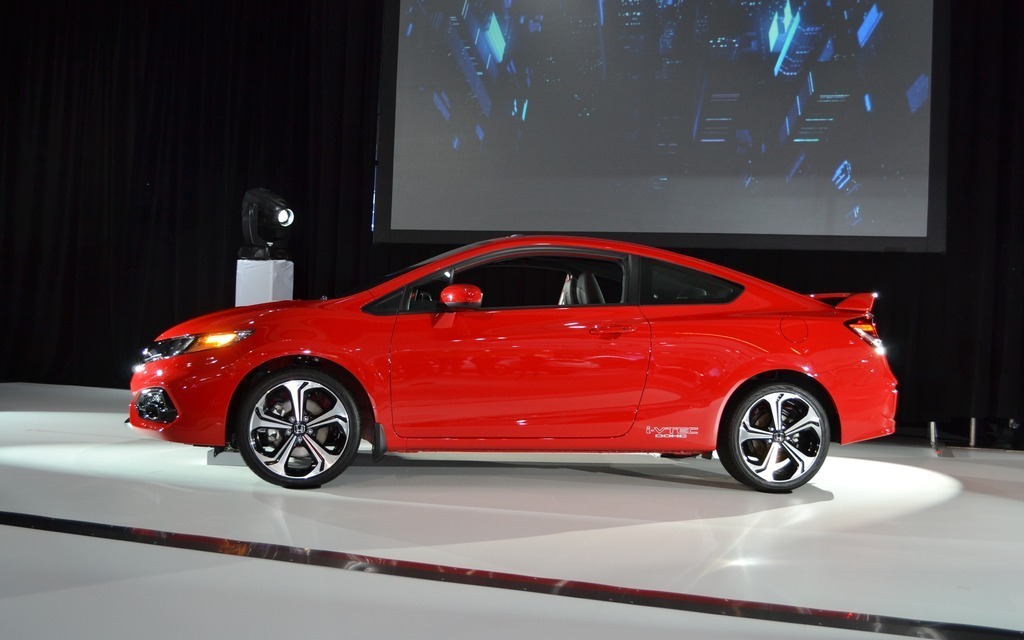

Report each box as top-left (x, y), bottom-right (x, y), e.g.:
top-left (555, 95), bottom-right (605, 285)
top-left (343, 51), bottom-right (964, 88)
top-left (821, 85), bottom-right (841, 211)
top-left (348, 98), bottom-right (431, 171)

top-left (128, 349), bottom-right (251, 446)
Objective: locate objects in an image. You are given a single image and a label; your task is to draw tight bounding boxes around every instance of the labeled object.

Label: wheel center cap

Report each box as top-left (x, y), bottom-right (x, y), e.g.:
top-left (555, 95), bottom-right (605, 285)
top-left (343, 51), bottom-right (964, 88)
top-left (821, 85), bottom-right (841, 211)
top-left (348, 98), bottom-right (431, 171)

top-left (293, 422), bottom-right (308, 436)
top-left (772, 431), bottom-right (785, 443)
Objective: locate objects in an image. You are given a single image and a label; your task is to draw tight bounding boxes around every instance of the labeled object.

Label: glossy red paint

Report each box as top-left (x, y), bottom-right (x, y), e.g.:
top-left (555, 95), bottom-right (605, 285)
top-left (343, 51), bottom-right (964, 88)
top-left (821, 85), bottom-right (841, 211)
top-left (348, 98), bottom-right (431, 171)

top-left (129, 235), bottom-right (897, 490)
top-left (390, 305), bottom-right (650, 440)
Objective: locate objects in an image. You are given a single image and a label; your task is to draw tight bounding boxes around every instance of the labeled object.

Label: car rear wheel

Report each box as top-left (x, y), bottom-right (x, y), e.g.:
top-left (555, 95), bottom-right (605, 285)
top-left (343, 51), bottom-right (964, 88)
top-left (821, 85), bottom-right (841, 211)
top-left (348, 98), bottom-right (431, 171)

top-left (236, 369), bottom-right (361, 488)
top-left (717, 383), bottom-right (830, 493)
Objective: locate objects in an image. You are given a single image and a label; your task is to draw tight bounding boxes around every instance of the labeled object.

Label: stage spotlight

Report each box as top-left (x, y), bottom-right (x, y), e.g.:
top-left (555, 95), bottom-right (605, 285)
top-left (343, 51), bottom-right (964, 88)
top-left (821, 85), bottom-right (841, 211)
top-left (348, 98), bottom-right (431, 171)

top-left (239, 188), bottom-right (294, 259)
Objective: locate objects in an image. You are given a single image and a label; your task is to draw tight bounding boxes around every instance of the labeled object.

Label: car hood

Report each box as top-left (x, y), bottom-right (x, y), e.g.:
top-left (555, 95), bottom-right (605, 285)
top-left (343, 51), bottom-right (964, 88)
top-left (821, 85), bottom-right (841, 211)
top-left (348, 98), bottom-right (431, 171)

top-left (154, 294), bottom-right (370, 340)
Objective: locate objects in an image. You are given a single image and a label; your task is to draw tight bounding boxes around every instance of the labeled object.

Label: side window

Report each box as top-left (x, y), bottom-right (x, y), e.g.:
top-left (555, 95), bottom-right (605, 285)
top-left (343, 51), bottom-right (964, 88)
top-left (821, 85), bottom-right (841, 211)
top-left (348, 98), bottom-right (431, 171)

top-left (398, 253), bottom-right (626, 312)
top-left (362, 289), bottom-right (406, 315)
top-left (455, 255), bottom-right (625, 309)
top-left (405, 270), bottom-right (452, 312)
top-left (454, 263), bottom-right (566, 308)
top-left (640, 258), bottom-right (742, 305)
top-left (580, 263), bottom-right (625, 305)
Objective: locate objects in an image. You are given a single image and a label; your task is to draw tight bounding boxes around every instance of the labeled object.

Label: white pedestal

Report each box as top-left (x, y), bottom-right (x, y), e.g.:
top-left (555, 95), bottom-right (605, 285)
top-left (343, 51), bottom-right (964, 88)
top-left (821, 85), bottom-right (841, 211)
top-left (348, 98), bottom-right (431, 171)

top-left (235, 259), bottom-right (294, 306)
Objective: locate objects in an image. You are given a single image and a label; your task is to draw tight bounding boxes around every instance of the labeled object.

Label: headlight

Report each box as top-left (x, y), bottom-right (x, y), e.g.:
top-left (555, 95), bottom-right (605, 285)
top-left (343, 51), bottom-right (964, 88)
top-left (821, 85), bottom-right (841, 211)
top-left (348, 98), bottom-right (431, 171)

top-left (138, 330), bottom-right (253, 365)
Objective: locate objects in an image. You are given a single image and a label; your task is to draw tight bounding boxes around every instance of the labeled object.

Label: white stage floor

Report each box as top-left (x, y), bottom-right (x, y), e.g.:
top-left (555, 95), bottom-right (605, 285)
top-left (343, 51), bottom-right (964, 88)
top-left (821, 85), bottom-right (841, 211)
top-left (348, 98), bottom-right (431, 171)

top-left (1, 383), bottom-right (1021, 639)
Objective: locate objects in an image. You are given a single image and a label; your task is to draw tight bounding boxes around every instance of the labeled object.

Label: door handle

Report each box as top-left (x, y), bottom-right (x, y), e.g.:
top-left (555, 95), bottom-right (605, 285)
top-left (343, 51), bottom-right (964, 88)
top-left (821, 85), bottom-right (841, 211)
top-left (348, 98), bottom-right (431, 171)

top-left (589, 324), bottom-right (636, 336)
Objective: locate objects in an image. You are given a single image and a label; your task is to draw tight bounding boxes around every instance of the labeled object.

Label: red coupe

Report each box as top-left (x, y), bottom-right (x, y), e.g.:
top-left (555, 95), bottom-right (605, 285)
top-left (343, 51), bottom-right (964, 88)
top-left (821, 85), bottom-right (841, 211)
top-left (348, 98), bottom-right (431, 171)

top-left (129, 235), bottom-right (897, 492)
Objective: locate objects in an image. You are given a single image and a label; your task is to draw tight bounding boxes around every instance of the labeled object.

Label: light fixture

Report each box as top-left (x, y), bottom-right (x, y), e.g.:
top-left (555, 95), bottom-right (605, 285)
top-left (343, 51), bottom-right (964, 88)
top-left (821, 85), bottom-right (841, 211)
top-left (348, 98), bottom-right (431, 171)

top-left (239, 188), bottom-right (295, 259)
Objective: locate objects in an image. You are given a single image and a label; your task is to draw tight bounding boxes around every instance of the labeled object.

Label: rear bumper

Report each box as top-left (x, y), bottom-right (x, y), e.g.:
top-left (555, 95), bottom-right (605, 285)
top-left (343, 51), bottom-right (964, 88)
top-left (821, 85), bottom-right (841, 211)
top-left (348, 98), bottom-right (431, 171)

top-left (823, 359), bottom-right (898, 444)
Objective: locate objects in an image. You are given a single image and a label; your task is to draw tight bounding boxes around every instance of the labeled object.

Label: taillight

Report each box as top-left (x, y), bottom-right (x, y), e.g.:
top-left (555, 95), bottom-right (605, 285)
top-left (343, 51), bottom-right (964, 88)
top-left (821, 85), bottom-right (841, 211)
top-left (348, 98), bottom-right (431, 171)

top-left (845, 316), bottom-right (885, 355)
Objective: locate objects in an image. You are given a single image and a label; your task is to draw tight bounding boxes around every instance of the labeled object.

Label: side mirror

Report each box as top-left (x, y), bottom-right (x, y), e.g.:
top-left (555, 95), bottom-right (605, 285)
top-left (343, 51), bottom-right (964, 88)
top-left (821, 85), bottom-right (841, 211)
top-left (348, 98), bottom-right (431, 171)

top-left (440, 284), bottom-right (483, 310)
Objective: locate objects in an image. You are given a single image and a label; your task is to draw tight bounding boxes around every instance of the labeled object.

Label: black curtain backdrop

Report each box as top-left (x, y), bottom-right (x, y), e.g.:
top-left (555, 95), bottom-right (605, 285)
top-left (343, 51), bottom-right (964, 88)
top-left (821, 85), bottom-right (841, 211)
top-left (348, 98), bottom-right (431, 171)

top-left (0, 1), bottom-right (382, 385)
top-left (1, 1), bottom-right (1021, 435)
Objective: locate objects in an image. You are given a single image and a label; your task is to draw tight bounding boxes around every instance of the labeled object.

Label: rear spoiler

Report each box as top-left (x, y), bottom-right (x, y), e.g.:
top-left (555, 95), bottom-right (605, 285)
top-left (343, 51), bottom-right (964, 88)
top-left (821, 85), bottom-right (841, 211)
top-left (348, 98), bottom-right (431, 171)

top-left (808, 292), bottom-right (878, 314)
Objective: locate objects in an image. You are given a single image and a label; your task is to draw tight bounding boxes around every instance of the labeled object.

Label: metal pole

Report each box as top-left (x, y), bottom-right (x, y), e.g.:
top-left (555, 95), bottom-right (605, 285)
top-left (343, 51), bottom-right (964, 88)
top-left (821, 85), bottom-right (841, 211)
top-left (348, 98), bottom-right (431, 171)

top-left (929, 421), bottom-right (937, 449)
top-left (969, 417), bottom-right (977, 448)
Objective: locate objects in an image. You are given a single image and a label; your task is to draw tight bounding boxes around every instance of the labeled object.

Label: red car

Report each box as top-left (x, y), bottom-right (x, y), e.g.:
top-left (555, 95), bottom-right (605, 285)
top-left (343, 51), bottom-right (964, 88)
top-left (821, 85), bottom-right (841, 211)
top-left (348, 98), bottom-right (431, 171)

top-left (129, 235), bottom-right (897, 492)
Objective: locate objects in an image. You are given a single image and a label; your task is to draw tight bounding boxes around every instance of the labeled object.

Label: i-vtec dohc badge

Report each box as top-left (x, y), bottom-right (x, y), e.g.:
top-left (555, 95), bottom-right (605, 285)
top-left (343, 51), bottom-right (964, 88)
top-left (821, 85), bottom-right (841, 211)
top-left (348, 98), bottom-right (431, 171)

top-left (646, 426), bottom-right (699, 439)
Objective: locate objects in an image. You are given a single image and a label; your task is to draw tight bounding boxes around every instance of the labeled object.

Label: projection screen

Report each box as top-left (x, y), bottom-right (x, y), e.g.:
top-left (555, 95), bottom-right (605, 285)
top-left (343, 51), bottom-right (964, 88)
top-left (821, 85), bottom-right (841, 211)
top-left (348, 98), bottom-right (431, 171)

top-left (375, 0), bottom-right (943, 251)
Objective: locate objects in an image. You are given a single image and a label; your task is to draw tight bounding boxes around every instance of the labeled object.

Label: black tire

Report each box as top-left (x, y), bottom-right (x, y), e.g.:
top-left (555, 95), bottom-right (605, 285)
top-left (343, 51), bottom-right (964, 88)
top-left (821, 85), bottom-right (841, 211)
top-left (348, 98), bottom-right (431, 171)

top-left (717, 383), bottom-right (830, 493)
top-left (236, 368), bottom-right (361, 488)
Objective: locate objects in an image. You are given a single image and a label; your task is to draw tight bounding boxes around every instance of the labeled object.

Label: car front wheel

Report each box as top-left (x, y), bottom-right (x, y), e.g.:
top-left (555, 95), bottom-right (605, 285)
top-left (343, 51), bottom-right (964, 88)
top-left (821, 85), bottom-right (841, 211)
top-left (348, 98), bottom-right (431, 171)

top-left (717, 383), bottom-right (830, 493)
top-left (236, 369), bottom-right (361, 488)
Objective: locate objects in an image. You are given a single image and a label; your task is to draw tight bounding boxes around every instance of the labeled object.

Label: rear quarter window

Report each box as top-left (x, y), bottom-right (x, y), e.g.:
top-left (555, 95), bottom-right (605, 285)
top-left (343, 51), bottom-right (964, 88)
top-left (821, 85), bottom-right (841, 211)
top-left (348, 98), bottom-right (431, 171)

top-left (640, 258), bottom-right (743, 305)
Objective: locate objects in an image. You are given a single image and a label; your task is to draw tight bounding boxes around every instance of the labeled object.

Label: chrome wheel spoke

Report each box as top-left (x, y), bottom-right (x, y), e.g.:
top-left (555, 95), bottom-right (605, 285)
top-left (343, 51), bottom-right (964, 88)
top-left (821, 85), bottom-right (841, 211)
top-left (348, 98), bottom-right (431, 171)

top-left (299, 434), bottom-right (341, 473)
top-left (783, 412), bottom-right (821, 439)
top-left (306, 403), bottom-right (348, 432)
top-left (750, 442), bottom-right (791, 480)
top-left (738, 416), bottom-right (772, 445)
top-left (259, 433), bottom-right (301, 471)
top-left (281, 379), bottom-right (310, 421)
top-left (780, 440), bottom-right (816, 475)
top-left (253, 408), bottom-right (291, 429)
top-left (768, 394), bottom-right (786, 433)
